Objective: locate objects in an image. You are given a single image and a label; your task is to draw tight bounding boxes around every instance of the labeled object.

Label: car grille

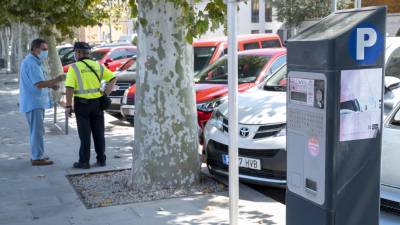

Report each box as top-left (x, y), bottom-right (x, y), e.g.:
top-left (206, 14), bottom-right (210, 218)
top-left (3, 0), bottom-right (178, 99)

top-left (381, 198), bottom-right (400, 215)
top-left (211, 140), bottom-right (279, 158)
top-left (254, 123), bottom-right (285, 139)
top-left (221, 117), bottom-right (285, 140)
top-left (110, 81), bottom-right (132, 97)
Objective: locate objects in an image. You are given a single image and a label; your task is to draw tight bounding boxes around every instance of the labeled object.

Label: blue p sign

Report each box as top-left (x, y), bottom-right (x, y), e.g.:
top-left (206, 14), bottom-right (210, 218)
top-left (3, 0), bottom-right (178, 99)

top-left (349, 23), bottom-right (384, 65)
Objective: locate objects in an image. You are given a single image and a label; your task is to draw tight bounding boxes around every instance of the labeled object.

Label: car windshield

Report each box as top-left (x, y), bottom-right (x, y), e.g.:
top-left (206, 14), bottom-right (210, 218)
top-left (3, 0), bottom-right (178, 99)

top-left (90, 51), bottom-right (108, 60)
top-left (194, 55), bottom-right (270, 84)
top-left (264, 64), bottom-right (287, 92)
top-left (194, 46), bottom-right (216, 73)
top-left (119, 59), bottom-right (135, 71)
top-left (127, 62), bottom-right (136, 71)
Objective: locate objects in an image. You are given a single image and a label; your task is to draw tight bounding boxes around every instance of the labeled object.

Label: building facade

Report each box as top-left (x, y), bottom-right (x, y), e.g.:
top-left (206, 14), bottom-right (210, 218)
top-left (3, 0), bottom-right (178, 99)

top-left (198, 0), bottom-right (288, 40)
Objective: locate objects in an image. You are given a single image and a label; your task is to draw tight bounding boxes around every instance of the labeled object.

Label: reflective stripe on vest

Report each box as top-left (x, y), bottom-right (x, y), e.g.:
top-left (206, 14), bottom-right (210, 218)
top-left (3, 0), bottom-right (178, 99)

top-left (99, 63), bottom-right (104, 80)
top-left (70, 63), bottom-right (101, 95)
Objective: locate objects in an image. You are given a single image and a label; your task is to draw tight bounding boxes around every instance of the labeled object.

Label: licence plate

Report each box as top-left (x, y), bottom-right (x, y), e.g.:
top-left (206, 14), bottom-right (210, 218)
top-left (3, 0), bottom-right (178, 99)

top-left (222, 154), bottom-right (261, 170)
top-left (124, 108), bottom-right (135, 116)
top-left (111, 98), bottom-right (121, 104)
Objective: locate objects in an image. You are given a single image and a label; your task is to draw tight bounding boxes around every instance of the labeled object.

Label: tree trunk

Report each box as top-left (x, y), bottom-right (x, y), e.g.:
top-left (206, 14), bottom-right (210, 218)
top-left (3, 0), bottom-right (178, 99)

top-left (9, 22), bottom-right (36, 75)
top-left (131, 1), bottom-right (200, 192)
top-left (41, 26), bottom-right (63, 103)
top-left (10, 22), bottom-right (21, 74)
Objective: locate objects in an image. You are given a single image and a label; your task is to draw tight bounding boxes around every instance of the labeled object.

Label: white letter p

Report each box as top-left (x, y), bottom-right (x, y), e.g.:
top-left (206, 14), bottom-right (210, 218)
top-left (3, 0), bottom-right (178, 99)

top-left (356, 28), bottom-right (377, 60)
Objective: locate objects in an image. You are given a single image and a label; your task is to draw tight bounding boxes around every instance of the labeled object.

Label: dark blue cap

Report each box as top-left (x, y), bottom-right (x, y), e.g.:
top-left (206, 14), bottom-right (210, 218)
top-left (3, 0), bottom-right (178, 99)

top-left (73, 42), bottom-right (91, 50)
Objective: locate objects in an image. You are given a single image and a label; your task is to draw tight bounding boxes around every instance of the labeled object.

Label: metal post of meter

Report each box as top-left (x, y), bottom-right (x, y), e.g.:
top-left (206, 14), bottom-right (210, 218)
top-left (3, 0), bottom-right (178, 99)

top-left (227, 0), bottom-right (239, 224)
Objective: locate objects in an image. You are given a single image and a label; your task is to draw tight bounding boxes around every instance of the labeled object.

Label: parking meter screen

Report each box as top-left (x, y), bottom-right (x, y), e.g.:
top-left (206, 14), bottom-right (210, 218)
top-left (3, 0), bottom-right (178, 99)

top-left (289, 78), bottom-right (325, 109)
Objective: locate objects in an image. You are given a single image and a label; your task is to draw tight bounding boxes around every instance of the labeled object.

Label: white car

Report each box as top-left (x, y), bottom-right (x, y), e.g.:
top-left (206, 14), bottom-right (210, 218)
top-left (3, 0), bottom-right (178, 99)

top-left (204, 37), bottom-right (400, 187)
top-left (204, 64), bottom-right (288, 187)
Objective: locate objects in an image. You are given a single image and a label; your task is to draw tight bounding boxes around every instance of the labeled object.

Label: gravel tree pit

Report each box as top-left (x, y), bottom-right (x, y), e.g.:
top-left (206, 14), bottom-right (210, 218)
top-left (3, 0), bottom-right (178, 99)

top-left (67, 169), bottom-right (226, 209)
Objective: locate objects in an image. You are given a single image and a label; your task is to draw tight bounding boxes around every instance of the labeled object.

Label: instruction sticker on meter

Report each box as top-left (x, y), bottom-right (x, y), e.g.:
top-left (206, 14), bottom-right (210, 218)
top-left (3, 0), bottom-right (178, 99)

top-left (340, 68), bottom-right (383, 142)
top-left (290, 78), bottom-right (325, 109)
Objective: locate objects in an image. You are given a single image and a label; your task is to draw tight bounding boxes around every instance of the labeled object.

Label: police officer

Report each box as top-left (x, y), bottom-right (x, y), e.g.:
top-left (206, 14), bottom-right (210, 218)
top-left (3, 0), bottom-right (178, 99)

top-left (65, 42), bottom-right (116, 169)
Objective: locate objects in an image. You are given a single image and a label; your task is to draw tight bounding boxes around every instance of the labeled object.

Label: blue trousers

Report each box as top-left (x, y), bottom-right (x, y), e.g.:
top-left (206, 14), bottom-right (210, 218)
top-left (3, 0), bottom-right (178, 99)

top-left (25, 109), bottom-right (45, 160)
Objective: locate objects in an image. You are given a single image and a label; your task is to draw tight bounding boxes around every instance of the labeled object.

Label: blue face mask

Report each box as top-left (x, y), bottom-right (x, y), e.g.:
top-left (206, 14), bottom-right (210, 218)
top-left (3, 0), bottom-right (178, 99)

top-left (38, 50), bottom-right (48, 60)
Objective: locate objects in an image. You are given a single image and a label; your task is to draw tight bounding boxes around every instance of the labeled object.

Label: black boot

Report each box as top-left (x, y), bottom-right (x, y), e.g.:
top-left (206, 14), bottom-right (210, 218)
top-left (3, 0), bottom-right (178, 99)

top-left (73, 162), bottom-right (90, 169)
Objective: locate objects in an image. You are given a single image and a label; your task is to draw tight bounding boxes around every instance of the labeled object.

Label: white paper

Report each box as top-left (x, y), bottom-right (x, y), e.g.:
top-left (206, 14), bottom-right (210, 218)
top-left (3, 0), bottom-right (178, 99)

top-left (340, 68), bottom-right (383, 142)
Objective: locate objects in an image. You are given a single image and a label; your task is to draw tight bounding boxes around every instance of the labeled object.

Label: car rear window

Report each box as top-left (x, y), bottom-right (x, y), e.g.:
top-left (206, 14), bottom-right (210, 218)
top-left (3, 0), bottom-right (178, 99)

top-left (261, 40), bottom-right (281, 48)
top-left (194, 46), bottom-right (216, 73)
top-left (194, 55), bottom-right (270, 84)
top-left (243, 42), bottom-right (260, 50)
top-left (90, 51), bottom-right (108, 60)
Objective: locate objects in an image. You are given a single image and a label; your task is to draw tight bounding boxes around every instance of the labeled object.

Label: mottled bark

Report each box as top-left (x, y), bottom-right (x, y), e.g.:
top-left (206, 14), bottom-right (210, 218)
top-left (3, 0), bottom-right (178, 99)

top-left (10, 22), bottom-right (38, 75)
top-left (131, 1), bottom-right (200, 191)
top-left (42, 27), bottom-right (64, 103)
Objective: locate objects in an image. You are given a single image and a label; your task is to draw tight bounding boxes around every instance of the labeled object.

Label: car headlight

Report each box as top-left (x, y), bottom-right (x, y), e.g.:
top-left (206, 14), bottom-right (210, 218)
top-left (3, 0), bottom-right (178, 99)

top-left (197, 97), bottom-right (227, 112)
top-left (209, 110), bottom-right (225, 131)
top-left (122, 88), bottom-right (129, 104)
top-left (274, 125), bottom-right (286, 137)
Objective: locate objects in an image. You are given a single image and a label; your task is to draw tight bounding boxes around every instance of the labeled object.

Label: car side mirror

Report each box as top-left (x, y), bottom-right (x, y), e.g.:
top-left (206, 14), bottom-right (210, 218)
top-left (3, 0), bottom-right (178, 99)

top-left (385, 76), bottom-right (400, 91)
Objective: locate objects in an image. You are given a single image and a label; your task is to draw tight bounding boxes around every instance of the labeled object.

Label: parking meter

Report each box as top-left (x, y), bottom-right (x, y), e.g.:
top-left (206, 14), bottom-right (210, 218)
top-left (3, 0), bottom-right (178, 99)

top-left (286, 6), bottom-right (386, 225)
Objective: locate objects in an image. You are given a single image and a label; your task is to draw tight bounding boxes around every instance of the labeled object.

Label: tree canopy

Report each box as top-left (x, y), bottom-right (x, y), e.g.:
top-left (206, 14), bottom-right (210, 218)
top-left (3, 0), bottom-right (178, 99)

top-left (0, 0), bottom-right (116, 37)
top-left (128, 0), bottom-right (227, 43)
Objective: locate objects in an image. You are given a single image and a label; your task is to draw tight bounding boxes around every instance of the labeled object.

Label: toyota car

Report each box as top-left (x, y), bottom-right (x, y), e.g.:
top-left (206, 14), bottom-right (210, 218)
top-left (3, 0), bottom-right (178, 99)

top-left (204, 63), bottom-right (400, 187)
top-left (204, 63), bottom-right (288, 187)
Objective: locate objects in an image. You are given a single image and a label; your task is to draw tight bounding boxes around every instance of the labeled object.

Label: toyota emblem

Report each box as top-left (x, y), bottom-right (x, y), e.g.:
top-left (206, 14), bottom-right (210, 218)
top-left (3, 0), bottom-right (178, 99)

top-left (239, 127), bottom-right (250, 138)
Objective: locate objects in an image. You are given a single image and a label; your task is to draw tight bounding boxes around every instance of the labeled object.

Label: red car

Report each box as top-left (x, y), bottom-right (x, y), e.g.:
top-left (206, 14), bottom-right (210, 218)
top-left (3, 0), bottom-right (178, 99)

top-left (195, 48), bottom-right (287, 128)
top-left (193, 33), bottom-right (283, 74)
top-left (63, 46), bottom-right (137, 73)
top-left (121, 48), bottom-right (287, 128)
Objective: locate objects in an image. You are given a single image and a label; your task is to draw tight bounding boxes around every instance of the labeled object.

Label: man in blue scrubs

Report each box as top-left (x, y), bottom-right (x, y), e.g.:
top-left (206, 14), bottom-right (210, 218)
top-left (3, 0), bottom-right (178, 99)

top-left (19, 38), bottom-right (65, 166)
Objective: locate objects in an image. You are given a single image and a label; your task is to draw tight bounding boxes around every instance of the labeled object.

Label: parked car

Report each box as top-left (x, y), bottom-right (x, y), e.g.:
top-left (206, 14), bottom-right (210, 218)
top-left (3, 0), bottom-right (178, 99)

top-left (57, 45), bottom-right (73, 58)
top-left (204, 62), bottom-right (400, 187)
top-left (107, 58), bottom-right (136, 114)
top-left (120, 48), bottom-right (287, 127)
top-left (204, 63), bottom-right (288, 187)
top-left (194, 34), bottom-right (283, 74)
top-left (62, 45), bottom-right (137, 73)
top-left (381, 101), bottom-right (400, 213)
top-left (121, 85), bottom-right (136, 124)
top-left (195, 48), bottom-right (287, 129)
top-left (203, 37), bottom-right (400, 187)
top-left (381, 37), bottom-right (400, 213)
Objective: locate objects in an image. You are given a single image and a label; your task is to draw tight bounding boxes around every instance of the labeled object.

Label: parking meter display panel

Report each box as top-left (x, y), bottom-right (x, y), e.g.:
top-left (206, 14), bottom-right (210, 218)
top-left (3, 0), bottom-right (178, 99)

top-left (287, 71), bottom-right (327, 206)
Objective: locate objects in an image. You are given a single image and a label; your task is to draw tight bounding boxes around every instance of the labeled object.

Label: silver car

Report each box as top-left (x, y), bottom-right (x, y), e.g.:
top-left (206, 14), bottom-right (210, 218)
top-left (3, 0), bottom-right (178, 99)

top-left (381, 100), bottom-right (400, 213)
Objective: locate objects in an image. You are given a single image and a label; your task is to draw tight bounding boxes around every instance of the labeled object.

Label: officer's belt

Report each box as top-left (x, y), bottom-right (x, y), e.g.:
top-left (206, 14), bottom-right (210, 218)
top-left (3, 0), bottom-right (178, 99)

top-left (74, 88), bottom-right (101, 94)
top-left (74, 96), bottom-right (101, 104)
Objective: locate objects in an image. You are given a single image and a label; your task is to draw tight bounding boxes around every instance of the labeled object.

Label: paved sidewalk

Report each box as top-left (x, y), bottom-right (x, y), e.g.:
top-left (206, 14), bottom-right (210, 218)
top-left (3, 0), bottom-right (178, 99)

top-left (0, 73), bottom-right (286, 225)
